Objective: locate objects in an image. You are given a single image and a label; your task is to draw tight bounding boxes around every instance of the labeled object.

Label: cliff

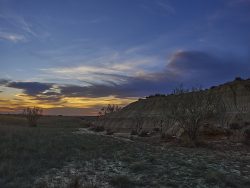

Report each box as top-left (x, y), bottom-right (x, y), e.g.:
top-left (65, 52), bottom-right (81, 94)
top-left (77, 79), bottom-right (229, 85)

top-left (98, 78), bottom-right (250, 133)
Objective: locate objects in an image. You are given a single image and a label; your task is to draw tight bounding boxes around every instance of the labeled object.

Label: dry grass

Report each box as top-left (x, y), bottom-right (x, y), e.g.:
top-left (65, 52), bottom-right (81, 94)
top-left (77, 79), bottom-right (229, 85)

top-left (0, 114), bottom-right (249, 188)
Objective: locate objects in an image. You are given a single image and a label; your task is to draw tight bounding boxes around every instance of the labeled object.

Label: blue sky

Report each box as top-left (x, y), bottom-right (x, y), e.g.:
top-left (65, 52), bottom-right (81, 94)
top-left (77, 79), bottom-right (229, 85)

top-left (0, 0), bottom-right (250, 115)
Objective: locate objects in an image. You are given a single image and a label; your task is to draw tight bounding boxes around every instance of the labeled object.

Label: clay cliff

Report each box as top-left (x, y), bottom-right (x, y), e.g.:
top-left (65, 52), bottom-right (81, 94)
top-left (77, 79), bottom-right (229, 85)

top-left (97, 78), bottom-right (250, 133)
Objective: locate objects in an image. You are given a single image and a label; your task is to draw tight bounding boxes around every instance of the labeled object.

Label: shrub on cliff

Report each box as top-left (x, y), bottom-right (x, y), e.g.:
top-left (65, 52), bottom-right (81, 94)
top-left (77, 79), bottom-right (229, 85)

top-left (166, 87), bottom-right (221, 146)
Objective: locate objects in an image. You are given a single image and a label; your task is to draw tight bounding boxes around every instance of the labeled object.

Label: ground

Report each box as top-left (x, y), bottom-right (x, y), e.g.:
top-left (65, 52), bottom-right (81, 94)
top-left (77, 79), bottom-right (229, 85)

top-left (0, 115), bottom-right (250, 188)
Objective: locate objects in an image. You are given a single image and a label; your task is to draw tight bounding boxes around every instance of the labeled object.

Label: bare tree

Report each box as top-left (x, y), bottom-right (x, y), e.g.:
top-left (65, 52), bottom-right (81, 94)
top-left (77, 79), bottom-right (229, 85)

top-left (212, 82), bottom-right (250, 128)
top-left (131, 114), bottom-right (144, 135)
top-left (228, 84), bottom-right (249, 116)
top-left (166, 87), bottom-right (221, 146)
top-left (23, 107), bottom-right (43, 127)
top-left (152, 117), bottom-right (161, 132)
top-left (95, 104), bottom-right (121, 130)
top-left (223, 84), bottom-right (250, 141)
top-left (154, 115), bottom-right (176, 135)
top-left (98, 104), bottom-right (122, 117)
top-left (216, 97), bottom-right (233, 129)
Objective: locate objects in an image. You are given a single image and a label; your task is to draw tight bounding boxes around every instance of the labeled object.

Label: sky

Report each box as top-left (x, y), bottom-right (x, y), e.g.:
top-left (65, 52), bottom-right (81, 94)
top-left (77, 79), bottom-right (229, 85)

top-left (0, 0), bottom-right (250, 116)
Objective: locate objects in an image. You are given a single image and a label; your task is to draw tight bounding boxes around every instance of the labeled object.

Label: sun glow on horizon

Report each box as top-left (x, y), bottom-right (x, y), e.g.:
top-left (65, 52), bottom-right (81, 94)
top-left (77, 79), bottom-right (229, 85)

top-left (0, 87), bottom-right (137, 115)
top-left (1, 0), bottom-right (250, 115)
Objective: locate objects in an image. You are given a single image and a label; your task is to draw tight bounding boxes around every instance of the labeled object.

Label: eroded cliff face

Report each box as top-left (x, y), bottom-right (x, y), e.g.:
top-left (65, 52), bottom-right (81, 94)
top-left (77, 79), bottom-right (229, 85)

top-left (96, 79), bottom-right (250, 133)
top-left (97, 96), bottom-right (170, 132)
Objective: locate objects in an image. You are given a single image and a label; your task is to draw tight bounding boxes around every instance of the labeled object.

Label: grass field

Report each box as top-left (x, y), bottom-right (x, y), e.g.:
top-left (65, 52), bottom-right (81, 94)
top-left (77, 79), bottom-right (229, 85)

top-left (0, 115), bottom-right (93, 187)
top-left (0, 115), bottom-right (250, 188)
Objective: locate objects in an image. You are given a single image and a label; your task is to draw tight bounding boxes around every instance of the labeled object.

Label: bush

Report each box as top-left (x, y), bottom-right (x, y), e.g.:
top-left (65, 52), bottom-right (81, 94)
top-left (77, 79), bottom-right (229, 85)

top-left (23, 107), bottom-right (43, 127)
top-left (154, 93), bottom-right (166, 97)
top-left (235, 77), bottom-right (243, 81)
top-left (146, 94), bottom-right (166, 98)
top-left (166, 87), bottom-right (221, 146)
top-left (98, 104), bottom-right (121, 116)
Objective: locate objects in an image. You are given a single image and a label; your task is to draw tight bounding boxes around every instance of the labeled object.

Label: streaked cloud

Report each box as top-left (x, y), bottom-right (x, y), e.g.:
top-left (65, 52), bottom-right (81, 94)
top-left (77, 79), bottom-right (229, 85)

top-left (0, 31), bottom-right (26, 42)
top-left (2, 50), bottom-right (249, 100)
top-left (39, 49), bottom-right (161, 86)
top-left (156, 0), bottom-right (176, 15)
top-left (0, 49), bottom-right (250, 115)
top-left (0, 12), bottom-right (49, 42)
top-left (0, 0), bottom-right (249, 115)
top-left (140, 0), bottom-right (175, 16)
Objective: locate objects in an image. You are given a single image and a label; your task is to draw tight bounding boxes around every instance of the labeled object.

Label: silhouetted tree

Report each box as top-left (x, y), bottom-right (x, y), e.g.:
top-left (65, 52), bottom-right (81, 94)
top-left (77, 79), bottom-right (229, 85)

top-left (95, 104), bottom-right (121, 131)
top-left (98, 104), bottom-right (121, 117)
top-left (23, 107), bottom-right (43, 127)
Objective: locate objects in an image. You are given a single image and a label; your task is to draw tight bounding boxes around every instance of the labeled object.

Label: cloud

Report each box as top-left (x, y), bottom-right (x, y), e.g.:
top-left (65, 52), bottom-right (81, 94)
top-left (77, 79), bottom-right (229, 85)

top-left (140, 0), bottom-right (176, 16)
top-left (40, 51), bottom-right (160, 86)
top-left (6, 81), bottom-right (54, 95)
top-left (58, 84), bottom-right (128, 98)
top-left (1, 50), bottom-right (249, 100)
top-left (17, 16), bottom-right (38, 37)
top-left (156, 0), bottom-right (176, 14)
top-left (166, 51), bottom-right (250, 84)
top-left (0, 12), bottom-right (49, 42)
top-left (0, 31), bottom-right (26, 42)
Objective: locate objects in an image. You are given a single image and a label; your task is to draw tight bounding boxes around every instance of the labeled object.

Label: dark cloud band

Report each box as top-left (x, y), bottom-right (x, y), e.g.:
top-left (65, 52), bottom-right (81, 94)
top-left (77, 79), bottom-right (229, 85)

top-left (0, 50), bottom-right (249, 101)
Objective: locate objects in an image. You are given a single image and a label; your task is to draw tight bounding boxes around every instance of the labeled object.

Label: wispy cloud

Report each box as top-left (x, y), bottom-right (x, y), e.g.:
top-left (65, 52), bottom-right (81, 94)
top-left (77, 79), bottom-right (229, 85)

top-left (0, 50), bottom-right (249, 115)
top-left (156, 0), bottom-right (176, 14)
top-left (208, 0), bottom-right (250, 23)
top-left (0, 12), bottom-right (49, 42)
top-left (31, 43), bottom-right (162, 86)
top-left (140, 0), bottom-right (175, 16)
top-left (40, 53), bottom-right (160, 86)
top-left (0, 13), bottom-right (38, 36)
top-left (17, 16), bottom-right (38, 37)
top-left (12, 50), bottom-right (246, 98)
top-left (0, 31), bottom-right (26, 42)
